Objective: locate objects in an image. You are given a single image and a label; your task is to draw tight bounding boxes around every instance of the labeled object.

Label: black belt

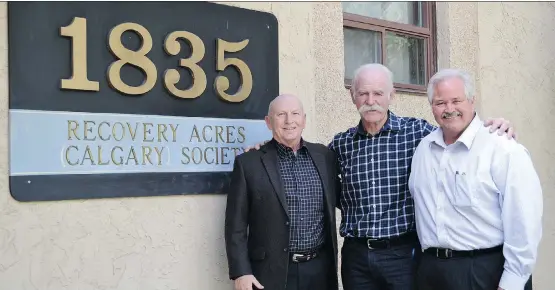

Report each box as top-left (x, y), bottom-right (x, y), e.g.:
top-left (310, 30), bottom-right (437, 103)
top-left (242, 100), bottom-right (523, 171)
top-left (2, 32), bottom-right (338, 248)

top-left (346, 232), bottom-right (417, 249)
top-left (423, 245), bottom-right (503, 259)
top-left (289, 251), bottom-right (318, 263)
top-left (289, 247), bottom-right (323, 263)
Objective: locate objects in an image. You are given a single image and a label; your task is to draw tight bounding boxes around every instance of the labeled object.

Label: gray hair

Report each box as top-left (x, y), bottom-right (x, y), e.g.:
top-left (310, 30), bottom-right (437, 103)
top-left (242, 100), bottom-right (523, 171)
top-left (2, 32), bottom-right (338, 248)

top-left (427, 69), bottom-right (475, 104)
top-left (351, 63), bottom-right (394, 93)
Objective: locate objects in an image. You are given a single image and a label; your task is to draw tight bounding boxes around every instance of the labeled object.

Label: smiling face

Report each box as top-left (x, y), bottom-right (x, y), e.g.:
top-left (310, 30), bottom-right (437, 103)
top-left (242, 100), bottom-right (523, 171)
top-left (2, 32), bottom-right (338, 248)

top-left (265, 94), bottom-right (306, 148)
top-left (431, 77), bottom-right (476, 138)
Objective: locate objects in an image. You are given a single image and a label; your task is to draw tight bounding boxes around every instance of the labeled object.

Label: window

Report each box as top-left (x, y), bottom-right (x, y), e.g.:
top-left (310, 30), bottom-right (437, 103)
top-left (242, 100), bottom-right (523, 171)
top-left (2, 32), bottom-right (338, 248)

top-left (343, 2), bottom-right (436, 93)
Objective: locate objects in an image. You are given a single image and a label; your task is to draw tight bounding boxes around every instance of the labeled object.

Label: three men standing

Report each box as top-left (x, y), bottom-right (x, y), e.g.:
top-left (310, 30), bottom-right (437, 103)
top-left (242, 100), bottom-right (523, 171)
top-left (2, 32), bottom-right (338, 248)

top-left (409, 69), bottom-right (542, 290)
top-left (224, 94), bottom-right (340, 290)
top-left (225, 63), bottom-right (533, 290)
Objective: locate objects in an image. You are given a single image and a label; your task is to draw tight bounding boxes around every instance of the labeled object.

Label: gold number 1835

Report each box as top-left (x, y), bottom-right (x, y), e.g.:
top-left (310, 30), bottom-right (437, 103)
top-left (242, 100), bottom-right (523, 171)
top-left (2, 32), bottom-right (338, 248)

top-left (60, 17), bottom-right (253, 103)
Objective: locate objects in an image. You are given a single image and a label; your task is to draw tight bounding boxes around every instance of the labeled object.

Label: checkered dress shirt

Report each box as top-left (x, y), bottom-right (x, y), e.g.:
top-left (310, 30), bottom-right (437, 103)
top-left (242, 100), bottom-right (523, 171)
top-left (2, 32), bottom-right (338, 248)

top-left (329, 111), bottom-right (436, 239)
top-left (276, 140), bottom-right (325, 253)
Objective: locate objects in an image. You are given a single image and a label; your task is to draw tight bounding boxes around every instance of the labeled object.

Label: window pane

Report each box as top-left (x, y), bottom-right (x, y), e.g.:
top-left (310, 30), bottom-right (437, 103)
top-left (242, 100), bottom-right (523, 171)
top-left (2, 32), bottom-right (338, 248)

top-left (342, 2), bottom-right (423, 27)
top-left (343, 27), bottom-right (382, 81)
top-left (385, 32), bottom-right (427, 85)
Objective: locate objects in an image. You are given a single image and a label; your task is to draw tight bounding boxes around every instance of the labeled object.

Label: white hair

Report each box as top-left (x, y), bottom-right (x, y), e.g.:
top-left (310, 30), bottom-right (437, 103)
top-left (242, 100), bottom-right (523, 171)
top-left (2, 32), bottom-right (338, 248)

top-left (427, 69), bottom-right (475, 104)
top-left (351, 63), bottom-right (394, 93)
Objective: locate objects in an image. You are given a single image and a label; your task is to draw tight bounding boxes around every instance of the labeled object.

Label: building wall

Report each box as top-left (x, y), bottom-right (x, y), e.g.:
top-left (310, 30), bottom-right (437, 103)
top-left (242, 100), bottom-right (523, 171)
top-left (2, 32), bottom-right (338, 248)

top-left (0, 1), bottom-right (553, 290)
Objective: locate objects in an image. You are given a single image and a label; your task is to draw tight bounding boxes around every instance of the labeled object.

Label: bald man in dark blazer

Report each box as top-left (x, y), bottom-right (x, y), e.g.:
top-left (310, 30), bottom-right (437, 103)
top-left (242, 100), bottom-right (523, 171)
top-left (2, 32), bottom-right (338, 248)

top-left (224, 94), bottom-right (340, 290)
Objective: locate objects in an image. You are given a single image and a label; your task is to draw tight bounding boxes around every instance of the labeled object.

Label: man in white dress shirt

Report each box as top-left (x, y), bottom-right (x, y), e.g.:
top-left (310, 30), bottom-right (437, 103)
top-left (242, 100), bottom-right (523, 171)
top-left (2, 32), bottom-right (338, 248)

top-left (408, 68), bottom-right (542, 290)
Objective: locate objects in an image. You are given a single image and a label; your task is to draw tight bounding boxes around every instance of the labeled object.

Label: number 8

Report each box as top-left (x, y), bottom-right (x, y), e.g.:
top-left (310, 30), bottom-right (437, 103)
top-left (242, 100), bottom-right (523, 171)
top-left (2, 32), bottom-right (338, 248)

top-left (107, 22), bottom-right (158, 95)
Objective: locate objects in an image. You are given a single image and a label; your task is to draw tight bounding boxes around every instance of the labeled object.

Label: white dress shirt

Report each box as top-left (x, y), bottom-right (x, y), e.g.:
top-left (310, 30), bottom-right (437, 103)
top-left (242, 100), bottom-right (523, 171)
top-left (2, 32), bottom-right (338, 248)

top-left (409, 114), bottom-right (543, 290)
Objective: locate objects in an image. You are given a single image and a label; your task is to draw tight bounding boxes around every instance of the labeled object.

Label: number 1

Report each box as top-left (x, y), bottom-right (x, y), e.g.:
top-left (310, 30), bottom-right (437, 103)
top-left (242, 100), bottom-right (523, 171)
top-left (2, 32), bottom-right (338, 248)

top-left (60, 17), bottom-right (100, 91)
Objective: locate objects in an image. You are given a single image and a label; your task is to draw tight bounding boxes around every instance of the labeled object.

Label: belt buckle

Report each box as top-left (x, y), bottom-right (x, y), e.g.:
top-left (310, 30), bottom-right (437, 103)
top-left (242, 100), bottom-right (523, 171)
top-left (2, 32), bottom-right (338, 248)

top-left (292, 252), bottom-right (316, 263)
top-left (436, 248), bottom-right (453, 259)
top-left (292, 253), bottom-right (313, 263)
top-left (367, 239), bottom-right (377, 249)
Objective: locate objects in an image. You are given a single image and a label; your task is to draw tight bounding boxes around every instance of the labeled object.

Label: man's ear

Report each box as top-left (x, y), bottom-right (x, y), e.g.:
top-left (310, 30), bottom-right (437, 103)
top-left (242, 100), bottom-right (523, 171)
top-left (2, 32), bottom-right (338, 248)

top-left (264, 116), bottom-right (272, 130)
top-left (350, 87), bottom-right (356, 105)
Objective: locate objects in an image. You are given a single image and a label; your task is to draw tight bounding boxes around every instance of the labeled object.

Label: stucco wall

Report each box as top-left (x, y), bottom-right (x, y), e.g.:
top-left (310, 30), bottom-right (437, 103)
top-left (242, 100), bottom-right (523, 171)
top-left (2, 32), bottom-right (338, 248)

top-left (1, 1), bottom-right (553, 290)
top-left (436, 2), bottom-right (555, 289)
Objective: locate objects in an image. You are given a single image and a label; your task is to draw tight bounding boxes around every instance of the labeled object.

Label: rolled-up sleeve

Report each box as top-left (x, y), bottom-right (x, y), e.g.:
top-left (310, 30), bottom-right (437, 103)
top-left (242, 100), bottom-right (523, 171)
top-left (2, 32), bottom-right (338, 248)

top-left (493, 144), bottom-right (543, 290)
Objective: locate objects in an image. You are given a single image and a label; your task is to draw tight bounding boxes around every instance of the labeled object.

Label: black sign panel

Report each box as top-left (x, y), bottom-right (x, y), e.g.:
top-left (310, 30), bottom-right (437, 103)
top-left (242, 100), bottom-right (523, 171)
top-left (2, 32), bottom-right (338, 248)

top-left (8, 1), bottom-right (279, 201)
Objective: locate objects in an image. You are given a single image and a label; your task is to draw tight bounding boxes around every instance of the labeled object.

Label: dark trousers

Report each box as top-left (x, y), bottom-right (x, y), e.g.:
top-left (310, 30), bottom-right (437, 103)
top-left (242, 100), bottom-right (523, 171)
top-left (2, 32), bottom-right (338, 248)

top-left (286, 249), bottom-right (334, 290)
top-left (341, 238), bottom-right (417, 290)
top-left (417, 248), bottom-right (533, 290)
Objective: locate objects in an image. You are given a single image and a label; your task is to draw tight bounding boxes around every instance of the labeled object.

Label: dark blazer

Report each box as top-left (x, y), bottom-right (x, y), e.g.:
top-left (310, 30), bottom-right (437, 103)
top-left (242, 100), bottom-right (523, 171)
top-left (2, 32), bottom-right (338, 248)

top-left (224, 139), bottom-right (340, 290)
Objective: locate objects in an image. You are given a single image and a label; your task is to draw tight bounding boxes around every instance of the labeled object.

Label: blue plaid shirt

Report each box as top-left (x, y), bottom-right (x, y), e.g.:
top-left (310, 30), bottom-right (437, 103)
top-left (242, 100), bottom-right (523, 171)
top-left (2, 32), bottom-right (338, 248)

top-left (329, 111), bottom-right (436, 239)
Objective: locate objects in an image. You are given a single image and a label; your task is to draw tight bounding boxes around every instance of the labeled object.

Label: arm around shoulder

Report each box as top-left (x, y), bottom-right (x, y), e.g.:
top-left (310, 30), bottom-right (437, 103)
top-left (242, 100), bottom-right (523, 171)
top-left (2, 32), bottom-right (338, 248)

top-left (418, 117), bottom-right (437, 137)
top-left (327, 149), bottom-right (342, 210)
top-left (224, 157), bottom-right (253, 280)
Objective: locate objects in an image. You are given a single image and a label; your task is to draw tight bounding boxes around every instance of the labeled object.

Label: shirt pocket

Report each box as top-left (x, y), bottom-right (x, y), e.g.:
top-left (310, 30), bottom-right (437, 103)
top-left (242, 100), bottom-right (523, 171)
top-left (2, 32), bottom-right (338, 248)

top-left (454, 171), bottom-right (474, 207)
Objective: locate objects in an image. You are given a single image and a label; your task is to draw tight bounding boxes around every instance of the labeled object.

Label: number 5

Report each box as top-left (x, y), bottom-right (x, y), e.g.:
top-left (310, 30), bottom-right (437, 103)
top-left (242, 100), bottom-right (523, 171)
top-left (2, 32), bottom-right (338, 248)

top-left (215, 39), bottom-right (253, 103)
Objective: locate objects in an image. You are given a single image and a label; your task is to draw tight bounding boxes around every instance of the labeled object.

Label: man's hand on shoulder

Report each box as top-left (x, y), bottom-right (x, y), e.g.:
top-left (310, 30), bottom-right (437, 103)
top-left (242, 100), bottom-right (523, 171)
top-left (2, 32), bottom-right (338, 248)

top-left (234, 274), bottom-right (264, 290)
top-left (244, 140), bottom-right (270, 152)
top-left (484, 117), bottom-right (517, 140)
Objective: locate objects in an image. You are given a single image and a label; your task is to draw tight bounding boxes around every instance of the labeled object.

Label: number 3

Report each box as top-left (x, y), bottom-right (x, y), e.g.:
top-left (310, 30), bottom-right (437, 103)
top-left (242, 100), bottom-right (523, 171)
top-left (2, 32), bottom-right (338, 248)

top-left (163, 31), bottom-right (207, 99)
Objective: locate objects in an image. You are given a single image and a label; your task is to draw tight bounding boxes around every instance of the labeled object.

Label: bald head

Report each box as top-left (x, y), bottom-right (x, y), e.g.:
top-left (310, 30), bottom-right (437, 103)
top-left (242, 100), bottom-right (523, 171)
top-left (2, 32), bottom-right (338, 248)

top-left (268, 94), bottom-right (305, 116)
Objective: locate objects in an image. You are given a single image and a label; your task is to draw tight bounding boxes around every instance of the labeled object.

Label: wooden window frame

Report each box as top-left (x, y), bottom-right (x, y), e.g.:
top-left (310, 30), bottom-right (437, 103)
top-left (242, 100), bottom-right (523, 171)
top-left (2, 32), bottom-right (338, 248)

top-left (343, 2), bottom-right (437, 94)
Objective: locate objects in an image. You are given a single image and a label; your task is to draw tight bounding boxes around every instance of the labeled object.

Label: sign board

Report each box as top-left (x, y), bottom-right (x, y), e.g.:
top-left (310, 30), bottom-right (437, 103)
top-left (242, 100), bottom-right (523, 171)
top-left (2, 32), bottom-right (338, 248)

top-left (8, 2), bottom-right (278, 201)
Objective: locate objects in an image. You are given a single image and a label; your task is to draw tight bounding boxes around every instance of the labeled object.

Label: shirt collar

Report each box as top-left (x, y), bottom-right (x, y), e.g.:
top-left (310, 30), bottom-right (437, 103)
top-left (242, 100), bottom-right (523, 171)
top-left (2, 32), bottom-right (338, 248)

top-left (430, 113), bottom-right (482, 149)
top-left (273, 138), bottom-right (307, 157)
top-left (356, 110), bottom-right (402, 137)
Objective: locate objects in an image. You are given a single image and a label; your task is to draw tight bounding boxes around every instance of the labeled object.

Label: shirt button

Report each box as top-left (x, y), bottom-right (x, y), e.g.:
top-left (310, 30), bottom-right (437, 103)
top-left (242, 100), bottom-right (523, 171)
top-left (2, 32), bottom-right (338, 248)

top-left (372, 181), bottom-right (375, 185)
top-left (372, 205), bottom-right (376, 209)
top-left (283, 248), bottom-right (288, 252)
top-left (371, 158), bottom-right (374, 162)
top-left (285, 221), bottom-right (290, 226)
top-left (300, 218), bottom-right (304, 221)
